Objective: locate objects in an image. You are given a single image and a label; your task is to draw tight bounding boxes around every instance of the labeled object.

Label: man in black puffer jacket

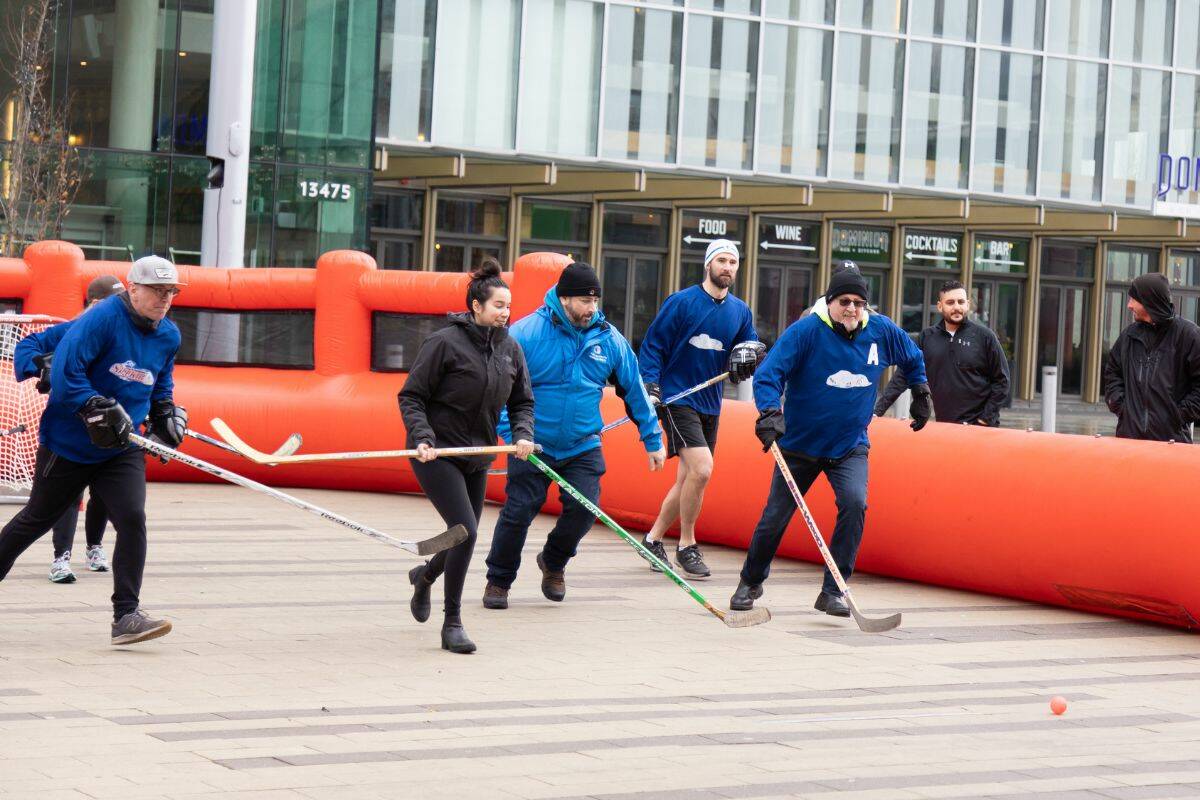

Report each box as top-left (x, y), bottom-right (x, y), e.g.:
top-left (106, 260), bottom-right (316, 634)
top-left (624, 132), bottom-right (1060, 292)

top-left (1103, 272), bottom-right (1200, 442)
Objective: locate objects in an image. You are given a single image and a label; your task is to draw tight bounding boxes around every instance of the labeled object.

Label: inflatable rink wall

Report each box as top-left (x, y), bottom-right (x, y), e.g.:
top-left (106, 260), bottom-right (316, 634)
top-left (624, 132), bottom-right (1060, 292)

top-left (6, 240), bottom-right (1197, 630)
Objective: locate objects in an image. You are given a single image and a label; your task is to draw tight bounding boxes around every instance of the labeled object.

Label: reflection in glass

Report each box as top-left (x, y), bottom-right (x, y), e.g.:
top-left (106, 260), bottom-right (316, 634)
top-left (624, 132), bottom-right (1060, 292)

top-left (433, 0), bottom-right (520, 149)
top-left (68, 150), bottom-right (171, 260)
top-left (1169, 75), bottom-right (1200, 207)
top-left (680, 15), bottom-right (758, 170)
top-left (520, 0), bottom-right (604, 156)
top-left (1105, 247), bottom-right (1155, 282)
top-left (171, 309), bottom-right (315, 369)
top-left (377, 0), bottom-right (436, 142)
top-left (602, 6), bottom-right (683, 163)
top-left (1111, 0), bottom-right (1173, 65)
top-left (521, 201), bottom-right (591, 246)
top-left (757, 25), bottom-right (831, 176)
top-left (1037, 284), bottom-right (1088, 395)
top-left (1179, 0), bottom-right (1200, 69)
top-left (1045, 0), bottom-right (1110, 57)
top-left (840, 0), bottom-right (906, 32)
top-left (1042, 241), bottom-right (1096, 279)
top-left (273, 167), bottom-right (369, 267)
top-left (372, 313), bottom-right (453, 371)
top-left (688, 0), bottom-right (759, 12)
top-left (973, 279), bottom-right (1022, 401)
top-left (830, 34), bottom-right (904, 183)
top-left (1169, 251), bottom-right (1200, 287)
top-left (973, 51), bottom-right (1040, 195)
top-left (762, 0), bottom-right (832, 22)
top-left (631, 258), bottom-right (662, 348)
top-left (903, 42), bottom-right (972, 189)
top-left (1040, 59), bottom-right (1106, 202)
top-left (602, 256), bottom-right (630, 339)
top-left (977, 0), bottom-right (1042, 47)
top-left (908, 0), bottom-right (976, 40)
top-left (1105, 67), bottom-right (1169, 206)
top-left (755, 265), bottom-right (783, 348)
top-left (602, 207), bottom-right (670, 248)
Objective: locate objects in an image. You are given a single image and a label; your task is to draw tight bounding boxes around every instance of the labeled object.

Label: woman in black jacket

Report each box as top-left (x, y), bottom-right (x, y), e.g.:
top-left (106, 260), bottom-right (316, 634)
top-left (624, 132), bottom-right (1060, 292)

top-left (399, 259), bottom-right (535, 653)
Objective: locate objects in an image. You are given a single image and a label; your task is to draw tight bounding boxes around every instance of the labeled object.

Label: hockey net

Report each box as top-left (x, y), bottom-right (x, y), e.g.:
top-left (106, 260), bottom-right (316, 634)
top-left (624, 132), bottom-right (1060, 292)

top-left (0, 314), bottom-right (66, 501)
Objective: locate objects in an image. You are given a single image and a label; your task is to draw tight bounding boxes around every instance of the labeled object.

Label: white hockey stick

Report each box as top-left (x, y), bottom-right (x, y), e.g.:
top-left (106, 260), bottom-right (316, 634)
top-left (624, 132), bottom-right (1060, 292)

top-left (600, 372), bottom-right (730, 434)
top-left (132, 433), bottom-right (467, 556)
top-left (186, 428), bottom-right (302, 460)
top-left (768, 442), bottom-right (900, 633)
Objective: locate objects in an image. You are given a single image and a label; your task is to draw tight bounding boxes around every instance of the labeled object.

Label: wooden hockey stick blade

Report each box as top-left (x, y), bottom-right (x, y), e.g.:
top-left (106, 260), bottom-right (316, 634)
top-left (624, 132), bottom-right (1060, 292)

top-left (414, 524), bottom-right (469, 556)
top-left (849, 602), bottom-right (901, 633)
top-left (720, 607), bottom-right (772, 628)
top-left (273, 433), bottom-right (303, 457)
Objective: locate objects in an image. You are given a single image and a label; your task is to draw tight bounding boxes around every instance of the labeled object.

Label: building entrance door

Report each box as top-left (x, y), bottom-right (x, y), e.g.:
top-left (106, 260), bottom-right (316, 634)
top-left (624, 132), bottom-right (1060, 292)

top-left (971, 278), bottom-right (1022, 402)
top-left (755, 262), bottom-right (813, 349)
top-left (601, 252), bottom-right (663, 350)
top-left (1037, 283), bottom-right (1089, 395)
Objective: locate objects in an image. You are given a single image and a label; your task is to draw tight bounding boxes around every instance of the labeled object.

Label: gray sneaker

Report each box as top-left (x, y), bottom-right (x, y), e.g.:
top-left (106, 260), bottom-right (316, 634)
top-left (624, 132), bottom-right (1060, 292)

top-left (49, 551), bottom-right (76, 584)
top-left (111, 609), bottom-right (172, 646)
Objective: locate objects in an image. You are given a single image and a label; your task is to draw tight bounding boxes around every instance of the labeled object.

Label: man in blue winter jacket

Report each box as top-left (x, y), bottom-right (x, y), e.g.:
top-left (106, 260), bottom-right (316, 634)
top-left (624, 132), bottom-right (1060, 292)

top-left (483, 262), bottom-right (665, 609)
top-left (0, 256), bottom-right (188, 645)
top-left (730, 267), bottom-right (931, 618)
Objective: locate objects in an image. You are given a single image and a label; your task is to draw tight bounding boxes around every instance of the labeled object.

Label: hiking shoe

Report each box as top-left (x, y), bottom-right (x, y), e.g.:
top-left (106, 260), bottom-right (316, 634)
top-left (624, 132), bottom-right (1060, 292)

top-left (675, 545), bottom-right (711, 579)
top-left (85, 545), bottom-right (109, 572)
top-left (110, 609), bottom-right (172, 646)
top-left (49, 552), bottom-right (76, 584)
top-left (814, 591), bottom-right (850, 618)
top-left (536, 552), bottom-right (566, 602)
top-left (482, 583), bottom-right (509, 610)
top-left (642, 535), bottom-right (670, 572)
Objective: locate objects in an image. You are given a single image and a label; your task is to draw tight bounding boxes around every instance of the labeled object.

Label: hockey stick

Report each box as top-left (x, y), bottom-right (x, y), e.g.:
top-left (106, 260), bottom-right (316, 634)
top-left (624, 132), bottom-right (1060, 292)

top-left (186, 428), bottom-right (303, 460)
top-left (131, 433), bottom-right (467, 556)
top-left (768, 443), bottom-right (900, 633)
top-left (0, 424), bottom-right (27, 437)
top-left (599, 372), bottom-right (730, 434)
top-left (526, 453), bottom-right (770, 628)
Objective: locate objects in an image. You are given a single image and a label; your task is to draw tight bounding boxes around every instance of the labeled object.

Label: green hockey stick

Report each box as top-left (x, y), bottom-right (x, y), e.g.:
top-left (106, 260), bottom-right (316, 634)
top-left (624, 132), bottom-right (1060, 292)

top-left (527, 453), bottom-right (771, 628)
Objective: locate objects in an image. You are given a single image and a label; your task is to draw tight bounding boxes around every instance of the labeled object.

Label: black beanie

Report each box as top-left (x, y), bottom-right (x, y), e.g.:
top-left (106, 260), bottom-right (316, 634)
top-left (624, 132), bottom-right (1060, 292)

top-left (825, 266), bottom-right (870, 304)
top-left (556, 261), bottom-right (602, 298)
top-left (1129, 272), bottom-right (1174, 325)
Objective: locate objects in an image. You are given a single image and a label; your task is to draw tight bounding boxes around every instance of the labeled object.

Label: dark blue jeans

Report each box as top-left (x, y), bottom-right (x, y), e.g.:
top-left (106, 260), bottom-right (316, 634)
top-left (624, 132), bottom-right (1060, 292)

top-left (740, 445), bottom-right (869, 596)
top-left (485, 448), bottom-right (605, 590)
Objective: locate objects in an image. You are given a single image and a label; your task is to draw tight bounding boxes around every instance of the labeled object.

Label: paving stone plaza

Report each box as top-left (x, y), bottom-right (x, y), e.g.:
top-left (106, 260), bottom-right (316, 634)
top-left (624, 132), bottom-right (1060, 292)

top-left (1, 484), bottom-right (1198, 799)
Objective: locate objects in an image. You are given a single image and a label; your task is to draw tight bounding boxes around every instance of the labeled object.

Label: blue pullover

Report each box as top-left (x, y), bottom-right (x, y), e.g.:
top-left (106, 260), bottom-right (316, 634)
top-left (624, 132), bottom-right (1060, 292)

top-left (13, 320), bottom-right (72, 381)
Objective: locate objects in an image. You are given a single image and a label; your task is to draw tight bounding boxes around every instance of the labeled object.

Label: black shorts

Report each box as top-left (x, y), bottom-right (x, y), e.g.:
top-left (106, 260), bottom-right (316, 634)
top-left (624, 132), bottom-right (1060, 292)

top-left (657, 403), bottom-right (720, 458)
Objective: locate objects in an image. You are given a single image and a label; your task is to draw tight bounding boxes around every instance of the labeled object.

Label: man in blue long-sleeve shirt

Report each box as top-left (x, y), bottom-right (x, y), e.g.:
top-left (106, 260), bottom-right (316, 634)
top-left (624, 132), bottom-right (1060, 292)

top-left (731, 267), bottom-right (931, 618)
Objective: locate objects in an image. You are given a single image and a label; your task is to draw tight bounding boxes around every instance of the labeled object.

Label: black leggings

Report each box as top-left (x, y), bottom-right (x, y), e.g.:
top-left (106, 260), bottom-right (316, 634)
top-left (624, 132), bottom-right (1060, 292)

top-left (410, 457), bottom-right (486, 617)
top-left (51, 493), bottom-right (109, 558)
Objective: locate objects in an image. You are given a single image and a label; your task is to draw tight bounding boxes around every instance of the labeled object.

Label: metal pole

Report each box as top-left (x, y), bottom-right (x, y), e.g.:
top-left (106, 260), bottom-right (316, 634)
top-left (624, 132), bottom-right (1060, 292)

top-left (1041, 366), bottom-right (1058, 433)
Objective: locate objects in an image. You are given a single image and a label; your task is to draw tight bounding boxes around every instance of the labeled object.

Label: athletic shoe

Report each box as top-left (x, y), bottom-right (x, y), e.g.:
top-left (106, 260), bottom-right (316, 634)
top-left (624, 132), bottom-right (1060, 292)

top-left (536, 552), bottom-right (566, 602)
top-left (111, 609), bottom-right (172, 646)
top-left (49, 552), bottom-right (76, 584)
top-left (482, 583), bottom-right (509, 610)
top-left (642, 535), bottom-right (670, 572)
top-left (85, 545), bottom-right (109, 572)
top-left (675, 545), bottom-right (711, 579)
top-left (814, 591), bottom-right (850, 618)
top-left (730, 580), bottom-right (762, 611)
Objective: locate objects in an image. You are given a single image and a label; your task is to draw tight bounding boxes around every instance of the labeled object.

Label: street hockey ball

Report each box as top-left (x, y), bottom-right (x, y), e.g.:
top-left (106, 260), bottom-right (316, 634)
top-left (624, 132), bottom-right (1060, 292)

top-left (1050, 696), bottom-right (1067, 716)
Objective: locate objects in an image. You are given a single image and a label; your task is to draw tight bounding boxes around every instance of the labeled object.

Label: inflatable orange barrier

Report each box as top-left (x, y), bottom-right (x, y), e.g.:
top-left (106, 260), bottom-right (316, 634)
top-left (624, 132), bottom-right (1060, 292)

top-left (8, 241), bottom-right (1199, 630)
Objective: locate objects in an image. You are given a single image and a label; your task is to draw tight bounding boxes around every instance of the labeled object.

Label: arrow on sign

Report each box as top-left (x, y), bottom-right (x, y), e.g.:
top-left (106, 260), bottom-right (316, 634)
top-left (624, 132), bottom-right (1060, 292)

top-left (906, 252), bottom-right (958, 262)
top-left (974, 256), bottom-right (1026, 267)
top-left (761, 241), bottom-right (816, 252)
top-left (683, 235), bottom-right (743, 246)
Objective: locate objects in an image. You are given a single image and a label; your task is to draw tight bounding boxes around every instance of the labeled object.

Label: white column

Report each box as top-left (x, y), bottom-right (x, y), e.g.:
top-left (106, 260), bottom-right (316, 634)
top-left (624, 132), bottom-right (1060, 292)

top-left (107, 0), bottom-right (158, 251)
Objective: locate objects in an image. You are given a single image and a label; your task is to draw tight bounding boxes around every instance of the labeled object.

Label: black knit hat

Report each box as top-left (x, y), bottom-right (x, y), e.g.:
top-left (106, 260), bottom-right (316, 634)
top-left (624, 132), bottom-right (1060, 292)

top-left (825, 266), bottom-right (870, 304)
top-left (556, 261), bottom-right (602, 298)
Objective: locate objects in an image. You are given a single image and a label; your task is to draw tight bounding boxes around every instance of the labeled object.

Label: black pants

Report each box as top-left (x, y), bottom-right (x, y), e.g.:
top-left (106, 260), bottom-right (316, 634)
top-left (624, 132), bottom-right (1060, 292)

top-left (51, 494), bottom-right (109, 559)
top-left (410, 457), bottom-right (486, 617)
top-left (0, 446), bottom-right (147, 620)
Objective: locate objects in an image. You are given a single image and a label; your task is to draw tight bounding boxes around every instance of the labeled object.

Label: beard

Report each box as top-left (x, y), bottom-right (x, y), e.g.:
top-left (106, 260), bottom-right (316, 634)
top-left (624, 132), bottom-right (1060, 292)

top-left (707, 266), bottom-right (734, 289)
top-left (567, 308), bottom-right (594, 327)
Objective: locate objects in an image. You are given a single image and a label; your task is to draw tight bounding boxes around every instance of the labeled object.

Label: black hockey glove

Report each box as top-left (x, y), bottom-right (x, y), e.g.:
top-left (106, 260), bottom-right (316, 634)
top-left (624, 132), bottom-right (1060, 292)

top-left (78, 396), bottom-right (133, 449)
top-left (644, 382), bottom-right (662, 407)
top-left (909, 383), bottom-right (932, 432)
top-left (149, 398), bottom-right (188, 448)
top-left (728, 341), bottom-right (767, 384)
top-left (873, 396), bottom-right (889, 417)
top-left (32, 353), bottom-right (53, 395)
top-left (754, 409), bottom-right (785, 452)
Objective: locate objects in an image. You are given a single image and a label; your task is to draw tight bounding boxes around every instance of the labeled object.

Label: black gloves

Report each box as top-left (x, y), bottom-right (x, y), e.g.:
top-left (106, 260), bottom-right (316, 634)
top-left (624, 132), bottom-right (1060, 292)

top-left (909, 383), bottom-right (932, 432)
top-left (754, 409), bottom-right (785, 452)
top-left (873, 397), bottom-right (888, 417)
top-left (644, 382), bottom-right (662, 407)
top-left (149, 398), bottom-right (188, 448)
top-left (32, 353), bottom-right (53, 395)
top-left (728, 341), bottom-right (767, 384)
top-left (78, 396), bottom-right (132, 449)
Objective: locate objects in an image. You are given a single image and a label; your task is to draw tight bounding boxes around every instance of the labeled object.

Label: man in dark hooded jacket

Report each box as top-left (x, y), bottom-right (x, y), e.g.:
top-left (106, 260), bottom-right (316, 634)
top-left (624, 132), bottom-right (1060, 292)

top-left (1103, 272), bottom-right (1200, 442)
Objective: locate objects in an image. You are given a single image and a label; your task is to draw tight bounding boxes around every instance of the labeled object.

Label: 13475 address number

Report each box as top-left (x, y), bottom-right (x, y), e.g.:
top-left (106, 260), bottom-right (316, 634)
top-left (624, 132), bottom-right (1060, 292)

top-left (298, 181), bottom-right (352, 201)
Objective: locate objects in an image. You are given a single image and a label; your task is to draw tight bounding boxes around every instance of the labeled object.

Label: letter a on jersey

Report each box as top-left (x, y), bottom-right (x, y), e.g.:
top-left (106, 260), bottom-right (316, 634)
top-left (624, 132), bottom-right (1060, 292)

top-left (867, 343), bottom-right (879, 366)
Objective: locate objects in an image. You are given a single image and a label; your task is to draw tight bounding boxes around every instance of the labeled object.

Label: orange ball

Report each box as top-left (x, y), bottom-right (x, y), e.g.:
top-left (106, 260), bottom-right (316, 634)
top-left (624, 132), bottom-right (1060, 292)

top-left (1050, 696), bottom-right (1067, 715)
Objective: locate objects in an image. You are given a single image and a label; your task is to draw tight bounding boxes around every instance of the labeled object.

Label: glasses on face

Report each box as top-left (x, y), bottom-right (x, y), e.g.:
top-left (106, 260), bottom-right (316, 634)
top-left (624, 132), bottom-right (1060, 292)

top-left (138, 285), bottom-right (181, 300)
top-left (836, 297), bottom-right (867, 309)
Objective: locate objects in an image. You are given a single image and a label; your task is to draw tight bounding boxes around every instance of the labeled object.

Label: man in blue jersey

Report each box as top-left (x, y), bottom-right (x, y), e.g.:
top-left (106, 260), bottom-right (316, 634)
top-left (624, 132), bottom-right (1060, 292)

top-left (638, 239), bottom-right (764, 579)
top-left (731, 267), bottom-right (931, 618)
top-left (483, 262), bottom-right (665, 609)
top-left (0, 256), bottom-right (188, 645)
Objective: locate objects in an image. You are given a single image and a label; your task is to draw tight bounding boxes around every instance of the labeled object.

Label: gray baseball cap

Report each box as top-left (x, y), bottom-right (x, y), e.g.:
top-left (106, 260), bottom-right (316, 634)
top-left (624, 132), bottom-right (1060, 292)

top-left (127, 255), bottom-right (187, 286)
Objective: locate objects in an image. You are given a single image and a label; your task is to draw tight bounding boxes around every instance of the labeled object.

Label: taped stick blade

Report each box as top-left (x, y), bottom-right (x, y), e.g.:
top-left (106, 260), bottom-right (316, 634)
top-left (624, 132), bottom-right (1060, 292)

top-left (722, 607), bottom-right (772, 628)
top-left (274, 434), bottom-right (303, 457)
top-left (414, 524), bottom-right (468, 556)
top-left (850, 607), bottom-right (901, 633)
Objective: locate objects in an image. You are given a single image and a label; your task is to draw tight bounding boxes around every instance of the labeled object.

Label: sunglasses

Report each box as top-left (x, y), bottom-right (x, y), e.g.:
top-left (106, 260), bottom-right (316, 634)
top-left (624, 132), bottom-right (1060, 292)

top-left (836, 297), bottom-right (867, 309)
top-left (137, 285), bottom-right (181, 299)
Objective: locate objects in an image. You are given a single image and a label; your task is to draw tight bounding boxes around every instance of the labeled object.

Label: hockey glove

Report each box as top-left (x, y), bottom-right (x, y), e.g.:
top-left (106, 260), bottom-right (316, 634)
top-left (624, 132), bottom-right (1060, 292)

top-left (909, 383), bottom-right (932, 432)
top-left (754, 409), bottom-right (785, 452)
top-left (32, 353), bottom-right (53, 395)
top-left (78, 396), bottom-right (133, 449)
top-left (644, 382), bottom-right (662, 407)
top-left (728, 341), bottom-right (767, 384)
top-left (149, 398), bottom-right (188, 448)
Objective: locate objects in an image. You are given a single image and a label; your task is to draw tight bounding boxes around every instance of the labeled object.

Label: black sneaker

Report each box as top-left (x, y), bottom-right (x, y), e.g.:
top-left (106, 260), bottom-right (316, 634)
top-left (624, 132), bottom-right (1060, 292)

top-left (814, 591), bottom-right (850, 618)
top-left (675, 545), bottom-right (711, 579)
top-left (642, 535), bottom-right (670, 572)
top-left (111, 609), bottom-right (172, 646)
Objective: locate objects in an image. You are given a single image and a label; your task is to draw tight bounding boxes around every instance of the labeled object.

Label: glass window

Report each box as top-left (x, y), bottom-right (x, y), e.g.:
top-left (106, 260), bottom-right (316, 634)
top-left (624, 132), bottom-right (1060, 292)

top-left (1106, 246), bottom-right (1155, 281)
top-left (170, 1), bottom-right (213, 155)
top-left (252, 0), bottom-right (285, 159)
top-left (830, 224), bottom-right (891, 263)
top-left (170, 309), bottom-right (315, 369)
top-left (840, 0), bottom-right (906, 32)
top-left (679, 15), bottom-right (757, 170)
top-left (436, 195), bottom-right (509, 236)
top-left (977, 0), bottom-right (1042, 47)
top-left (903, 42), bottom-right (972, 189)
top-left (66, 151), bottom-right (171, 260)
top-left (602, 6), bottom-right (683, 163)
top-left (1169, 251), bottom-right (1200, 287)
top-left (246, 163), bottom-right (276, 267)
top-left (902, 275), bottom-right (937, 333)
top-left (519, 0), bottom-right (603, 157)
top-left (273, 167), bottom-right (369, 267)
top-left (521, 201), bottom-right (590, 246)
top-left (372, 313), bottom-right (452, 371)
top-left (1111, 0), bottom-right (1173, 65)
top-left (830, 34), bottom-right (904, 183)
top-left (165, 156), bottom-right (208, 266)
top-left (903, 230), bottom-right (962, 270)
top-left (1104, 67), bottom-right (1169, 206)
top-left (1040, 59), bottom-right (1107, 202)
top-left (370, 190), bottom-right (425, 232)
top-left (1041, 241), bottom-right (1096, 279)
top-left (1168, 75), bottom-right (1200, 207)
top-left (909, 0), bottom-right (976, 40)
top-left (678, 212), bottom-right (746, 291)
top-left (1045, 0), bottom-right (1111, 57)
top-left (377, 0), bottom-right (437, 143)
top-left (757, 25), bottom-right (832, 176)
top-left (763, 0), bottom-right (832, 22)
top-left (431, 0), bottom-right (519, 149)
top-left (1179, 0), bottom-right (1200, 69)
top-left (973, 236), bottom-right (1030, 273)
top-left (689, 0), bottom-right (759, 12)
top-left (973, 50), bottom-right (1040, 196)
top-left (602, 207), bottom-right (669, 249)
top-left (1037, 284), bottom-right (1089, 395)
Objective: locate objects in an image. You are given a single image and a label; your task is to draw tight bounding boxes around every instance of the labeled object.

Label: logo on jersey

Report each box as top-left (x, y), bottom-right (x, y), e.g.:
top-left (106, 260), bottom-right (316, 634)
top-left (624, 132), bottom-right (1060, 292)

top-left (826, 370), bottom-right (871, 389)
top-left (109, 360), bottom-right (154, 386)
top-left (867, 343), bottom-right (879, 365)
top-left (588, 345), bottom-right (607, 363)
top-left (688, 333), bottom-right (725, 352)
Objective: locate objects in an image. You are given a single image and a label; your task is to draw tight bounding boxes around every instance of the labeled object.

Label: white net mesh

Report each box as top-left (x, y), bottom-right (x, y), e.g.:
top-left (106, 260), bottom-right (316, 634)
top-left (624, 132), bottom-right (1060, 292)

top-left (0, 315), bottom-right (66, 499)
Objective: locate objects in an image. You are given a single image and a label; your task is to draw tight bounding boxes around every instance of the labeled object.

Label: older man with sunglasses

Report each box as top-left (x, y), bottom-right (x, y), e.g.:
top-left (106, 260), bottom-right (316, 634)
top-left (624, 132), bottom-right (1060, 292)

top-left (731, 265), bottom-right (930, 618)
